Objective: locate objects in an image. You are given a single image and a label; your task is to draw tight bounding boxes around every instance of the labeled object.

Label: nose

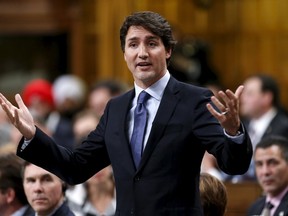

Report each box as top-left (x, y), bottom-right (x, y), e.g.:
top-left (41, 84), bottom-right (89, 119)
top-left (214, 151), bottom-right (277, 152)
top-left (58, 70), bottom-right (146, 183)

top-left (138, 44), bottom-right (148, 59)
top-left (259, 164), bottom-right (271, 177)
top-left (33, 180), bottom-right (44, 192)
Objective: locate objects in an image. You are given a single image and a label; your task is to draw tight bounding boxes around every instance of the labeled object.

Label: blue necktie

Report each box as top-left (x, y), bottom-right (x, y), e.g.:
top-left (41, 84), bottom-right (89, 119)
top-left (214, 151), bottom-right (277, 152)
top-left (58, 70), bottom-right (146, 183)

top-left (131, 91), bottom-right (150, 168)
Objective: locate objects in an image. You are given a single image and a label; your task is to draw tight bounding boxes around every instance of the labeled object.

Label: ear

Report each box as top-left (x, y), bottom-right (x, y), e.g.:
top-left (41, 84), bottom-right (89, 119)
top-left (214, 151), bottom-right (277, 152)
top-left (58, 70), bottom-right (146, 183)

top-left (263, 91), bottom-right (273, 106)
top-left (4, 188), bottom-right (16, 204)
top-left (166, 48), bottom-right (172, 59)
top-left (124, 53), bottom-right (127, 62)
top-left (62, 181), bottom-right (67, 193)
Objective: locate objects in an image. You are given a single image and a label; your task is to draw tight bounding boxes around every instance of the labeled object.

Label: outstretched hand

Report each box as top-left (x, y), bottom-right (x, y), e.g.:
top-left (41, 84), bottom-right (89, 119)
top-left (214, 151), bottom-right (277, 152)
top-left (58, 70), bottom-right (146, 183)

top-left (206, 85), bottom-right (244, 136)
top-left (0, 93), bottom-right (36, 139)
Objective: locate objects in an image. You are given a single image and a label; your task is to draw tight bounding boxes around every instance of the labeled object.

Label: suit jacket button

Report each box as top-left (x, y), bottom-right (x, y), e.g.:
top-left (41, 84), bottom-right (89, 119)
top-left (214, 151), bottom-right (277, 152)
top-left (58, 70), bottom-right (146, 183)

top-left (134, 176), bottom-right (140, 181)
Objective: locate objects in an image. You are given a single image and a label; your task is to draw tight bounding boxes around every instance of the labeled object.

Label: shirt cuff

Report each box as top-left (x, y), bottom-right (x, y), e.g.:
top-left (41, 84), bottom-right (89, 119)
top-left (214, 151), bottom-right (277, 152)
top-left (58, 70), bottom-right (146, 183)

top-left (223, 123), bottom-right (245, 144)
top-left (20, 137), bottom-right (33, 151)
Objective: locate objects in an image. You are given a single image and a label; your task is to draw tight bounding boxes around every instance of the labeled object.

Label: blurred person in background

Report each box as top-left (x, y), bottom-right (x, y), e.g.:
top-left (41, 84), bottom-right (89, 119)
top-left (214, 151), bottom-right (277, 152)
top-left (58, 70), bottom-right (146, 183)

top-left (47, 74), bottom-right (87, 150)
top-left (201, 81), bottom-right (227, 180)
top-left (21, 78), bottom-right (57, 143)
top-left (227, 74), bottom-right (288, 182)
top-left (247, 136), bottom-right (288, 216)
top-left (81, 166), bottom-right (115, 216)
top-left (168, 37), bottom-right (219, 86)
top-left (72, 109), bottom-right (99, 148)
top-left (22, 162), bottom-right (75, 216)
top-left (199, 172), bottom-right (227, 216)
top-left (65, 109), bottom-right (100, 214)
top-left (22, 79), bottom-right (55, 127)
top-left (66, 109), bottom-right (116, 216)
top-left (87, 80), bottom-right (127, 118)
top-left (0, 153), bottom-right (34, 216)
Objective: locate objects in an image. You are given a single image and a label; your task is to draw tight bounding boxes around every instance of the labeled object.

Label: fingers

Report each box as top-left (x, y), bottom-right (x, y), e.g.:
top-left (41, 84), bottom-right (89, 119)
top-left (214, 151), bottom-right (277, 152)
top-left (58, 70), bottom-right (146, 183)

top-left (0, 93), bottom-right (16, 120)
top-left (206, 103), bottom-right (220, 117)
top-left (0, 93), bottom-right (13, 108)
top-left (15, 94), bottom-right (29, 112)
top-left (234, 85), bottom-right (244, 98)
top-left (217, 85), bottom-right (244, 112)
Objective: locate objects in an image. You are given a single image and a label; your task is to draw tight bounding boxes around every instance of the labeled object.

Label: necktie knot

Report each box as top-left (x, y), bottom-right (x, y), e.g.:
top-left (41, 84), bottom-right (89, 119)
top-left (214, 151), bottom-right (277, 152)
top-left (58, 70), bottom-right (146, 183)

top-left (137, 91), bottom-right (150, 104)
top-left (265, 201), bottom-right (274, 210)
top-left (261, 201), bottom-right (274, 216)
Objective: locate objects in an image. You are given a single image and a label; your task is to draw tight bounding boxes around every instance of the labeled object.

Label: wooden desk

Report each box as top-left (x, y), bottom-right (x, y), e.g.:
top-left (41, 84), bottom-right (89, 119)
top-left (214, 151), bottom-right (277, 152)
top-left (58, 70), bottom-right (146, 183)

top-left (224, 182), bottom-right (263, 216)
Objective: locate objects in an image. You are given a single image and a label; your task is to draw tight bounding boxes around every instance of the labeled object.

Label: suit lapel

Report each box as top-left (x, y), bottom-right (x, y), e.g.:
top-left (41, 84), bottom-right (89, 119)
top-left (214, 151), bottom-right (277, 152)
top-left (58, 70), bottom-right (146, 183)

top-left (117, 90), bottom-right (137, 172)
top-left (137, 77), bottom-right (180, 171)
top-left (274, 191), bottom-right (288, 216)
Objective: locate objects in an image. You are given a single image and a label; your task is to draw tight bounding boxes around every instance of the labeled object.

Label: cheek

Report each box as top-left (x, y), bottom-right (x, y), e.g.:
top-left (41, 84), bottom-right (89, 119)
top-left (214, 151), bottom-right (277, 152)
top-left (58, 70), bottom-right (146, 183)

top-left (50, 189), bottom-right (62, 200)
top-left (276, 166), bottom-right (288, 178)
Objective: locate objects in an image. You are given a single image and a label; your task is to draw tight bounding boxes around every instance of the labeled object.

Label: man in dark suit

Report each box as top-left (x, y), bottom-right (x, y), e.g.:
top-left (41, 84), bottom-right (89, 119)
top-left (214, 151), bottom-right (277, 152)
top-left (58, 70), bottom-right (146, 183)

top-left (241, 74), bottom-right (288, 146)
top-left (227, 74), bottom-right (288, 182)
top-left (0, 153), bottom-right (34, 216)
top-left (0, 11), bottom-right (252, 215)
top-left (247, 136), bottom-right (288, 216)
top-left (22, 162), bottom-right (75, 216)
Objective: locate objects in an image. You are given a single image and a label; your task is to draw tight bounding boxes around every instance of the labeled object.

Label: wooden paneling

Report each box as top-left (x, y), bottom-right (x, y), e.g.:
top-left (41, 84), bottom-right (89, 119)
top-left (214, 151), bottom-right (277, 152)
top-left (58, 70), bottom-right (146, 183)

top-left (224, 182), bottom-right (263, 216)
top-left (1, 0), bottom-right (288, 106)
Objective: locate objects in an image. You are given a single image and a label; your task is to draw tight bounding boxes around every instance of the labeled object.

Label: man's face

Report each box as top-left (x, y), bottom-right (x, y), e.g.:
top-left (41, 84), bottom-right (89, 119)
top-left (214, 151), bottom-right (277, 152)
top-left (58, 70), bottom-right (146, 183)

top-left (124, 26), bottom-right (171, 89)
top-left (88, 88), bottom-right (111, 118)
top-left (254, 145), bottom-right (288, 197)
top-left (23, 164), bottom-right (63, 215)
top-left (240, 77), bottom-right (265, 118)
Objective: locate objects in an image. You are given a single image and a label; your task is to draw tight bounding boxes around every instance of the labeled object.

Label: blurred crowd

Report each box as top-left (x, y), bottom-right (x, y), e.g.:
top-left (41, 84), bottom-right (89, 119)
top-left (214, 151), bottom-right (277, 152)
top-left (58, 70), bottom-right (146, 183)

top-left (1, 36), bottom-right (288, 215)
top-left (0, 74), bottom-right (128, 216)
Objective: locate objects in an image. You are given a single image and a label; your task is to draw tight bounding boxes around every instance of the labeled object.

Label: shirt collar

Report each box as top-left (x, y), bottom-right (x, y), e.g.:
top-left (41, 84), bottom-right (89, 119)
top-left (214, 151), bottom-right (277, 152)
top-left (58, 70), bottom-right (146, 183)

top-left (249, 108), bottom-right (277, 134)
top-left (11, 205), bottom-right (29, 216)
top-left (134, 71), bottom-right (170, 101)
top-left (266, 186), bottom-right (288, 210)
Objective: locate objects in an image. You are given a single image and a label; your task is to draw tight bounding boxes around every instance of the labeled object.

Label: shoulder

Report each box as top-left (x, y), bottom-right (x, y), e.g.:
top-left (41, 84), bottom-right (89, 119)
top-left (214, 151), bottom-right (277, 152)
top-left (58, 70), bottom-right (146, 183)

top-left (247, 196), bottom-right (265, 215)
top-left (53, 202), bottom-right (76, 216)
top-left (167, 76), bottom-right (213, 101)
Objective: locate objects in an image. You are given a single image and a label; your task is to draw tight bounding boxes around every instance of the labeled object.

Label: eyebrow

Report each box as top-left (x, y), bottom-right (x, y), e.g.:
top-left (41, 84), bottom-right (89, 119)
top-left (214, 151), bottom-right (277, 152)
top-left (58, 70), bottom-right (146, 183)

top-left (25, 173), bottom-right (53, 180)
top-left (127, 35), bottom-right (160, 42)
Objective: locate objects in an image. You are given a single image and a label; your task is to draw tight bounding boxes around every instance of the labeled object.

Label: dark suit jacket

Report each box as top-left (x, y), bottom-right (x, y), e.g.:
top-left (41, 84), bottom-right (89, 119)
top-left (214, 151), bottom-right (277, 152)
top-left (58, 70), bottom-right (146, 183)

top-left (52, 201), bottom-right (75, 216)
top-left (262, 111), bottom-right (288, 140)
top-left (17, 77), bottom-right (252, 216)
top-left (22, 205), bottom-right (35, 216)
top-left (243, 110), bottom-right (288, 141)
top-left (247, 191), bottom-right (288, 216)
top-left (23, 201), bottom-right (74, 216)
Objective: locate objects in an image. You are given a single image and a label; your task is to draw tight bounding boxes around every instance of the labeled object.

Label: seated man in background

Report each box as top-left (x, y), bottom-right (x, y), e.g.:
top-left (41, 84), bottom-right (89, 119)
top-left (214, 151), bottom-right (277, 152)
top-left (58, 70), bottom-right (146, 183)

top-left (247, 136), bottom-right (288, 216)
top-left (227, 74), bottom-right (288, 182)
top-left (199, 172), bottom-right (227, 216)
top-left (22, 162), bottom-right (76, 216)
top-left (87, 79), bottom-right (127, 119)
top-left (0, 153), bottom-right (34, 216)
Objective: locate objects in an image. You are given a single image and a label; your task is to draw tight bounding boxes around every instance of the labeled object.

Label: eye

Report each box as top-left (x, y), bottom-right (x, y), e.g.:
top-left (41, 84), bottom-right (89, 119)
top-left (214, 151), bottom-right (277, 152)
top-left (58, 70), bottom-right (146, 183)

top-left (43, 176), bottom-right (53, 182)
top-left (128, 42), bottom-right (137, 48)
top-left (148, 41), bottom-right (157, 47)
top-left (25, 178), bottom-right (35, 183)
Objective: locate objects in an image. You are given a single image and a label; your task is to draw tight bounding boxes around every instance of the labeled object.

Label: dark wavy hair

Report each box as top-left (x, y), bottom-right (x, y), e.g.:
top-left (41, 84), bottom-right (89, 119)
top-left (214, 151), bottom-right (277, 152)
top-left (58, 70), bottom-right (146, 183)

top-left (0, 153), bottom-right (28, 205)
top-left (120, 11), bottom-right (177, 65)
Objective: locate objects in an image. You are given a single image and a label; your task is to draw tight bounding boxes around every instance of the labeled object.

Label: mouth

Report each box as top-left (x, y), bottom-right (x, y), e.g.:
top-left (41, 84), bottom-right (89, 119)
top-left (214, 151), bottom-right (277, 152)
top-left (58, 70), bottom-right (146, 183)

top-left (32, 197), bottom-right (47, 203)
top-left (136, 62), bottom-right (152, 68)
top-left (262, 179), bottom-right (274, 186)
